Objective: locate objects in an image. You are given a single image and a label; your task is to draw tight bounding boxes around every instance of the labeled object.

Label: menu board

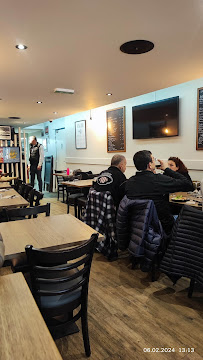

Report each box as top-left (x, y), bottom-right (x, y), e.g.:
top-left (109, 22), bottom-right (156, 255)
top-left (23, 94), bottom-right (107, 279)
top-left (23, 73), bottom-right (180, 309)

top-left (196, 87), bottom-right (203, 150)
top-left (107, 107), bottom-right (126, 153)
top-left (0, 147), bottom-right (20, 163)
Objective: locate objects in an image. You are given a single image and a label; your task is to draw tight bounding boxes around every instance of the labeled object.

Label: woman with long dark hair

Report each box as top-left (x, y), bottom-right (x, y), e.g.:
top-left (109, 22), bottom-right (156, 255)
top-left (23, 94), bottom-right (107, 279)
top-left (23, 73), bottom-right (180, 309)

top-left (168, 156), bottom-right (193, 183)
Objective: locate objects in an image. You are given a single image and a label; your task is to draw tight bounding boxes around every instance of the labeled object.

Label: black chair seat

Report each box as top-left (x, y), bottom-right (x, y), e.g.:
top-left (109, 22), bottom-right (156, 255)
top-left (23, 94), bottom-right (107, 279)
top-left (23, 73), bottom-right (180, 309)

top-left (67, 193), bottom-right (84, 217)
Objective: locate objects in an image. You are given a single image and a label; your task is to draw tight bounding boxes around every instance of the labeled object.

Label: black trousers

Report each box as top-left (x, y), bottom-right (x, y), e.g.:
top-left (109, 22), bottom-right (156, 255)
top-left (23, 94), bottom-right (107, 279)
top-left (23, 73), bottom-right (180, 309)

top-left (30, 165), bottom-right (42, 192)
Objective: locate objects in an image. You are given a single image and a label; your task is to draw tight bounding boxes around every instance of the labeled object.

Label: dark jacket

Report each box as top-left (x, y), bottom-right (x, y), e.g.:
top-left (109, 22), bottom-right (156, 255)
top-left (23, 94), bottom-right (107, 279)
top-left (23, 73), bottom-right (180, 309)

top-left (117, 196), bottom-right (165, 271)
top-left (29, 142), bottom-right (40, 166)
top-left (160, 205), bottom-right (203, 286)
top-left (94, 166), bottom-right (126, 208)
top-left (125, 168), bottom-right (194, 235)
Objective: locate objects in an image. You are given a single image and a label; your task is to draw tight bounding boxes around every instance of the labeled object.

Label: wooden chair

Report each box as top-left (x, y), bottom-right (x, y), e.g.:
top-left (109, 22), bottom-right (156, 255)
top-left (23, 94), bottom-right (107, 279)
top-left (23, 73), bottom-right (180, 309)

top-left (25, 233), bottom-right (99, 357)
top-left (55, 173), bottom-right (66, 202)
top-left (23, 184), bottom-right (33, 200)
top-left (5, 203), bottom-right (51, 273)
top-left (18, 182), bottom-right (26, 196)
top-left (13, 178), bottom-right (23, 191)
top-left (27, 189), bottom-right (44, 207)
top-left (67, 192), bottom-right (85, 217)
top-left (77, 197), bottom-right (87, 220)
top-left (4, 203), bottom-right (50, 221)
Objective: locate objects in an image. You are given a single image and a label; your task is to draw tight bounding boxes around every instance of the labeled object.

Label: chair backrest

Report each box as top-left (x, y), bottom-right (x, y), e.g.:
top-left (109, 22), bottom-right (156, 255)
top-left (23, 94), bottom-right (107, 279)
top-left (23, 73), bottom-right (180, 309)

top-left (56, 175), bottom-right (64, 185)
top-left (25, 233), bottom-right (98, 313)
top-left (4, 203), bottom-right (51, 221)
top-left (161, 205), bottom-right (203, 286)
top-left (18, 182), bottom-right (27, 196)
top-left (23, 184), bottom-right (33, 200)
top-left (13, 178), bottom-right (23, 191)
top-left (27, 189), bottom-right (44, 206)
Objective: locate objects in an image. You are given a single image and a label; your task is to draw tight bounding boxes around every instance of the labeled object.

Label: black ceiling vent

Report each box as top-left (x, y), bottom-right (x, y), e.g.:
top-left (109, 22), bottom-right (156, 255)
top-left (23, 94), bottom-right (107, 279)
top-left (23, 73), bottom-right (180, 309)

top-left (120, 40), bottom-right (154, 54)
top-left (8, 116), bottom-right (21, 119)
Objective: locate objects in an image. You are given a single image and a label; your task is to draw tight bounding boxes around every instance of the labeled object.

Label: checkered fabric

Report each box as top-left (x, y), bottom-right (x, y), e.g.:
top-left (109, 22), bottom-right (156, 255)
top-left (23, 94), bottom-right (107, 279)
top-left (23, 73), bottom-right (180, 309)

top-left (83, 188), bottom-right (118, 260)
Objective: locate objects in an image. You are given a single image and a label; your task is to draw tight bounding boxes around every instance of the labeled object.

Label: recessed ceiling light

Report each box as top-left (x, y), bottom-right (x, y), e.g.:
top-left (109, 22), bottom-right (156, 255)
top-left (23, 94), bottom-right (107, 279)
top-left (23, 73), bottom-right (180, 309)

top-left (53, 111), bottom-right (58, 114)
top-left (16, 44), bottom-right (27, 50)
top-left (106, 93), bottom-right (112, 96)
top-left (8, 116), bottom-right (21, 119)
top-left (120, 40), bottom-right (154, 54)
top-left (37, 101), bottom-right (42, 104)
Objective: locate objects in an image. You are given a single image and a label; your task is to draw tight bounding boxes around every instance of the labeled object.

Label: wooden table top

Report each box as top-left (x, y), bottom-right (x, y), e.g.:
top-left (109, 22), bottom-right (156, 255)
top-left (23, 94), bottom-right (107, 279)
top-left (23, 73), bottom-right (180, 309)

top-left (0, 273), bottom-right (62, 360)
top-left (62, 178), bottom-right (96, 188)
top-left (0, 182), bottom-right (11, 189)
top-left (0, 176), bottom-right (17, 182)
top-left (169, 191), bottom-right (202, 209)
top-left (0, 213), bottom-right (103, 260)
top-left (0, 188), bottom-right (29, 209)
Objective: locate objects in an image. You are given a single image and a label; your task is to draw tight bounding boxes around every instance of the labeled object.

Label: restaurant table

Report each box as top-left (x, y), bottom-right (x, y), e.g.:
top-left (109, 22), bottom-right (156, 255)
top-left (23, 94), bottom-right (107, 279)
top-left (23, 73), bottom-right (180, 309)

top-left (0, 213), bottom-right (103, 260)
top-left (169, 191), bottom-right (202, 209)
top-left (0, 188), bottom-right (29, 210)
top-left (0, 176), bottom-right (17, 182)
top-left (62, 178), bottom-right (96, 188)
top-left (0, 182), bottom-right (11, 189)
top-left (0, 272), bottom-right (62, 360)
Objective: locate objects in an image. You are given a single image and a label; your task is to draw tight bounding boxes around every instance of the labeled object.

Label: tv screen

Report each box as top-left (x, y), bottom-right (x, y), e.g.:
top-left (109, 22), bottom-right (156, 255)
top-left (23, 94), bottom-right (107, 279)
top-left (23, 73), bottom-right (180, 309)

top-left (132, 96), bottom-right (179, 139)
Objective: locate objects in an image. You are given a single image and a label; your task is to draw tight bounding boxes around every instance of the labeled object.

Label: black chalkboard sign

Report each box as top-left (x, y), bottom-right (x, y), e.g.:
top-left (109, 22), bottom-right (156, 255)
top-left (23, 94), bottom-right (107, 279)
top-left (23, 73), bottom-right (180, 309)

top-left (197, 87), bottom-right (203, 150)
top-left (107, 106), bottom-right (126, 153)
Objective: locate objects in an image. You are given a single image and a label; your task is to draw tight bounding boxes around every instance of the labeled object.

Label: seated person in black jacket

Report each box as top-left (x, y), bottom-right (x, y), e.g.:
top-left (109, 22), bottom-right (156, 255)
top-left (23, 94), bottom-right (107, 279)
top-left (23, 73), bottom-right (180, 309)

top-left (125, 150), bottom-right (194, 236)
top-left (93, 154), bottom-right (127, 208)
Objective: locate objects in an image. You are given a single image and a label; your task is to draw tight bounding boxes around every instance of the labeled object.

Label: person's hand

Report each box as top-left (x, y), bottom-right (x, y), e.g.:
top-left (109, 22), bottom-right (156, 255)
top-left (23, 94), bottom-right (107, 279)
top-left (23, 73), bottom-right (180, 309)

top-left (37, 165), bottom-right (42, 170)
top-left (157, 159), bottom-right (168, 171)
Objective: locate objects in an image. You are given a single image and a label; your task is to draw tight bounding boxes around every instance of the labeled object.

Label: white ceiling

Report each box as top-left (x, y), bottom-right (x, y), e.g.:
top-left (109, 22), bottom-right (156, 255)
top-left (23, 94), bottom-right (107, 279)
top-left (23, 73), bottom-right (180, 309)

top-left (1, 0), bottom-right (203, 127)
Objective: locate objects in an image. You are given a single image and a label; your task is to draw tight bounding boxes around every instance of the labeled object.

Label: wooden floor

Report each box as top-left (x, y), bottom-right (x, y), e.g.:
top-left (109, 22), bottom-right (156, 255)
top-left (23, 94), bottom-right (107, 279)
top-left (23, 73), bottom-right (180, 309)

top-left (1, 192), bottom-right (203, 360)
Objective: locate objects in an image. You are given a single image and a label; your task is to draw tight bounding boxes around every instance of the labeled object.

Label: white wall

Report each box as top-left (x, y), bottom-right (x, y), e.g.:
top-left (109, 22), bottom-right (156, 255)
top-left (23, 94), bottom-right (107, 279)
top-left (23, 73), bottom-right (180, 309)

top-left (33, 77), bottom-right (203, 181)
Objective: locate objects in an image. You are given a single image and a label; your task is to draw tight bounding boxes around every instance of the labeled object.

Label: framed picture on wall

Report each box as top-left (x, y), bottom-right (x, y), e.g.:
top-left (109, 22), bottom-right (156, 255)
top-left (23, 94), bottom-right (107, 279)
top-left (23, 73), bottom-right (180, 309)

top-left (196, 87), bottom-right (203, 150)
top-left (0, 126), bottom-right (11, 140)
top-left (75, 120), bottom-right (87, 149)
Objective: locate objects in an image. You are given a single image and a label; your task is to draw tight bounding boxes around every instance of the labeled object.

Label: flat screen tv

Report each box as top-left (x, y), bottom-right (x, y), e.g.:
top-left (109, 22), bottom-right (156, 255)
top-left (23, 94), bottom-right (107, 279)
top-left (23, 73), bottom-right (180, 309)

top-left (132, 96), bottom-right (179, 139)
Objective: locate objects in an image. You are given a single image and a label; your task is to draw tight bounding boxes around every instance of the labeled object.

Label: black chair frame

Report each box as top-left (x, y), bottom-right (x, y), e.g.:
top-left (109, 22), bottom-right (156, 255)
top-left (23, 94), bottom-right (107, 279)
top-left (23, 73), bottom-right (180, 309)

top-left (25, 233), bottom-right (98, 357)
top-left (4, 203), bottom-right (50, 221)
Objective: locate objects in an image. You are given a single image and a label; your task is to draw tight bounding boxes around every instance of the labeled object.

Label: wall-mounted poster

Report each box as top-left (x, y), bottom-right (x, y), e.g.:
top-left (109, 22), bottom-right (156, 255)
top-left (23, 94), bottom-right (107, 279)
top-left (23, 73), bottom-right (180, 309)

top-left (75, 120), bottom-right (87, 149)
top-left (0, 126), bottom-right (11, 140)
top-left (107, 106), bottom-right (126, 152)
top-left (0, 147), bottom-right (20, 163)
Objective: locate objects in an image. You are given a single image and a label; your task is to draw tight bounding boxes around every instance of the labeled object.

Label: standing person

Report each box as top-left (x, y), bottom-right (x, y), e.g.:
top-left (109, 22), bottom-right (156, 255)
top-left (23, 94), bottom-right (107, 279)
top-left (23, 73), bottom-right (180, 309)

top-left (28, 136), bottom-right (44, 192)
top-left (125, 150), bottom-right (194, 236)
top-left (93, 154), bottom-right (127, 208)
top-left (168, 156), bottom-right (193, 183)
